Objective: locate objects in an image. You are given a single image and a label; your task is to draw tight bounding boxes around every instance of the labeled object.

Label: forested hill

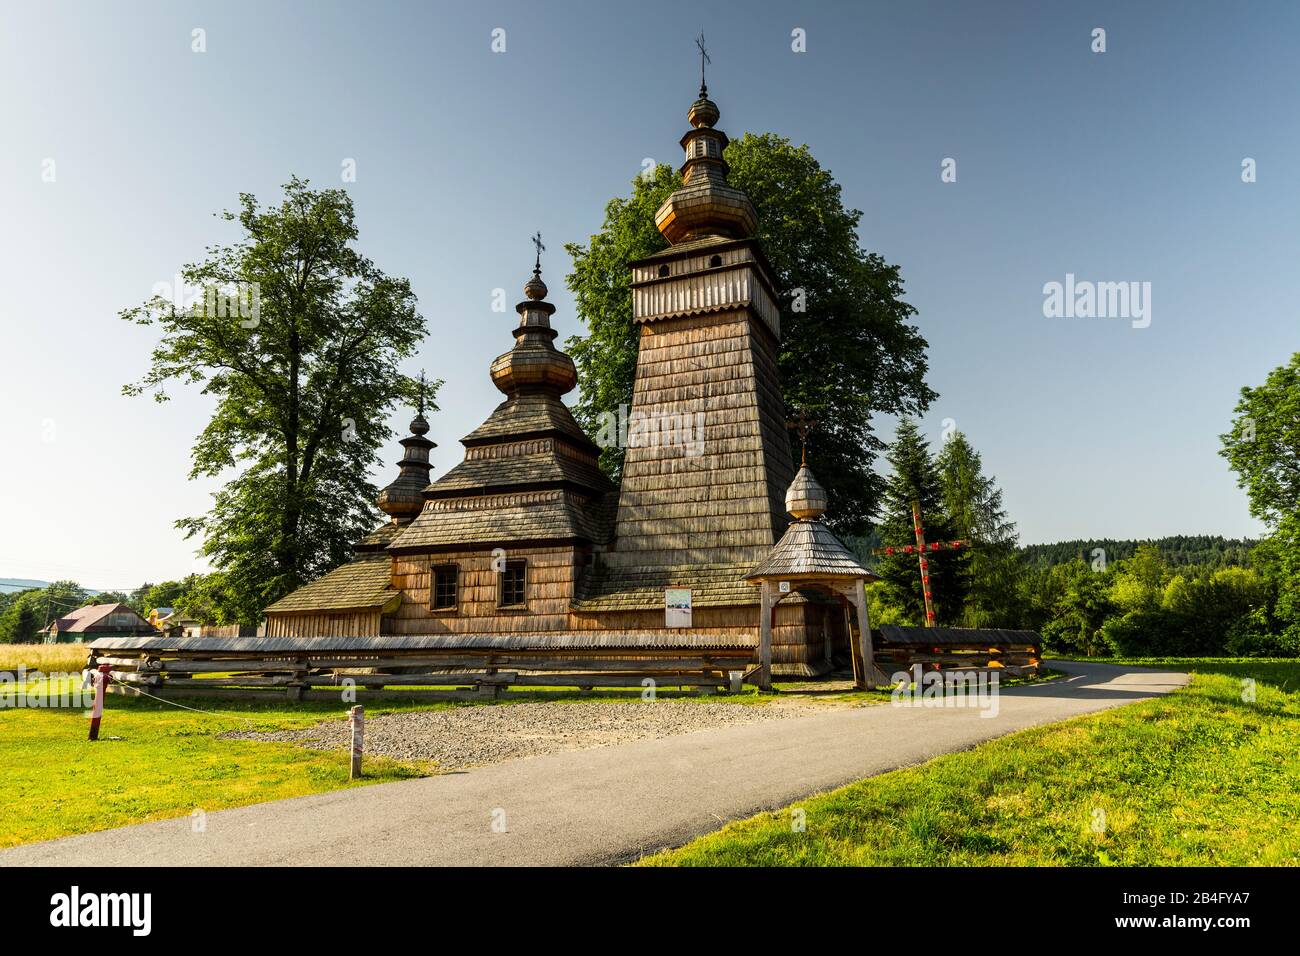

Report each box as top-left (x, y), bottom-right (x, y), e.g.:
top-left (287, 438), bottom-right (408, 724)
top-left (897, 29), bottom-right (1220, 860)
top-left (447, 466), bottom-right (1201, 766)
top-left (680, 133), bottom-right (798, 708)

top-left (1020, 535), bottom-right (1257, 569)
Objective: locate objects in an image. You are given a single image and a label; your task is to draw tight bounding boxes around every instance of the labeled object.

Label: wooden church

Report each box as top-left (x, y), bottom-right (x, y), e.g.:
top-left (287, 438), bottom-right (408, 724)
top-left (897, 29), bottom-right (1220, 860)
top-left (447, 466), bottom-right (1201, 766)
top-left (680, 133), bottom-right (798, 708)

top-left (264, 76), bottom-right (879, 678)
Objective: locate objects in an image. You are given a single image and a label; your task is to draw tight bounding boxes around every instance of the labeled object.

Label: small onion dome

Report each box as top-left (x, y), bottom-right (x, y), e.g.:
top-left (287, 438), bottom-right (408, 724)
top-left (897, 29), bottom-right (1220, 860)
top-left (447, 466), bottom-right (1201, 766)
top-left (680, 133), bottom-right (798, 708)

top-left (523, 269), bottom-right (548, 301)
top-left (377, 408), bottom-right (435, 521)
top-left (688, 94), bottom-right (720, 129)
top-left (489, 265), bottom-right (578, 396)
top-left (785, 465), bottom-right (828, 520)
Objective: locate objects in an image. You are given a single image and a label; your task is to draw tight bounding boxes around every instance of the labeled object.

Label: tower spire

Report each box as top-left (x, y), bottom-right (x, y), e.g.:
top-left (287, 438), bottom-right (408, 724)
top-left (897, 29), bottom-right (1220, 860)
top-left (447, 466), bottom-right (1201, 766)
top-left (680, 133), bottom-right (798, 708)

top-left (489, 238), bottom-right (577, 397)
top-left (653, 45), bottom-right (757, 245)
top-left (531, 231), bottom-right (545, 274)
top-left (787, 409), bottom-right (817, 467)
top-left (376, 383), bottom-right (436, 523)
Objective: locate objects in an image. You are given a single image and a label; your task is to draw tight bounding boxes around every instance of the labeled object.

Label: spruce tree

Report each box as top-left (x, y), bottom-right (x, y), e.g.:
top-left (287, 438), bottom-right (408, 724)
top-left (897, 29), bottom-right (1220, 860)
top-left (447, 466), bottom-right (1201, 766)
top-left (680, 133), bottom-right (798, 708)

top-left (935, 430), bottom-right (1021, 626)
top-left (874, 419), bottom-right (968, 625)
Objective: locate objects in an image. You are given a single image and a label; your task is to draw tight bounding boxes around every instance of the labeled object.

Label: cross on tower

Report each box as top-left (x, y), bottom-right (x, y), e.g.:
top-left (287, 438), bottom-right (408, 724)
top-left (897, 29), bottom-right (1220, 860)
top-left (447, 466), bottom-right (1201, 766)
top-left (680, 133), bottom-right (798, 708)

top-left (871, 500), bottom-right (971, 628)
top-left (416, 369), bottom-right (427, 416)
top-left (786, 409), bottom-right (817, 466)
top-left (695, 32), bottom-right (711, 94)
top-left (531, 231), bottom-right (545, 272)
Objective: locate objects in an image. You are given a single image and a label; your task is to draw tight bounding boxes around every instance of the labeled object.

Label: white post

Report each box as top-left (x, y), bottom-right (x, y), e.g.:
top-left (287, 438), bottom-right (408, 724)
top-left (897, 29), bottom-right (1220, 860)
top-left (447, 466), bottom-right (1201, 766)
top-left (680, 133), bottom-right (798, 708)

top-left (348, 705), bottom-right (364, 779)
top-left (758, 580), bottom-right (773, 691)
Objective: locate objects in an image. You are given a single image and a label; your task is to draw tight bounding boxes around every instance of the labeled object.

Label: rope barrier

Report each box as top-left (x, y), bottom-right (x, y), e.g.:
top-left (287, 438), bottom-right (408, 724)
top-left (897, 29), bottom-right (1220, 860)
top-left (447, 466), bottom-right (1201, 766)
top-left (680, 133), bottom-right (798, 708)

top-left (104, 673), bottom-right (263, 724)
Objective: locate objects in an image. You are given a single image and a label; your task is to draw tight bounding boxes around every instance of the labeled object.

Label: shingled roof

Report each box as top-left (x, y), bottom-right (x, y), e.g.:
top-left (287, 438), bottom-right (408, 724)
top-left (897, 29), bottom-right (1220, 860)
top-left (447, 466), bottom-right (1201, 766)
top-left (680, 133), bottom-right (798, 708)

top-left (44, 602), bottom-right (153, 634)
top-left (264, 554), bottom-right (399, 613)
top-left (424, 451), bottom-right (612, 498)
top-left (390, 490), bottom-right (616, 551)
top-left (461, 393), bottom-right (596, 449)
top-left (573, 561), bottom-right (759, 610)
top-left (744, 520), bottom-right (874, 579)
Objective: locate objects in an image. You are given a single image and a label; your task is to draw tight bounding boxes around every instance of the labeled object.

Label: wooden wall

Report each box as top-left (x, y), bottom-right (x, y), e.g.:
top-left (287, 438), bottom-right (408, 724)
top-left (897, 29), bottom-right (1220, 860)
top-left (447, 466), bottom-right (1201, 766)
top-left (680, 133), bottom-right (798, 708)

top-left (264, 609), bottom-right (383, 639)
top-left (388, 545), bottom-right (585, 635)
top-left (570, 595), bottom-right (843, 676)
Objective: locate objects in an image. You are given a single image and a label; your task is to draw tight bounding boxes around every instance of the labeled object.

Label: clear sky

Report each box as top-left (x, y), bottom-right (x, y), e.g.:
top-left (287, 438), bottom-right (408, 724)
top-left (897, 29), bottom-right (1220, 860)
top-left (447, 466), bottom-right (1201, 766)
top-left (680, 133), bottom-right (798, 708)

top-left (1, 0), bottom-right (1292, 588)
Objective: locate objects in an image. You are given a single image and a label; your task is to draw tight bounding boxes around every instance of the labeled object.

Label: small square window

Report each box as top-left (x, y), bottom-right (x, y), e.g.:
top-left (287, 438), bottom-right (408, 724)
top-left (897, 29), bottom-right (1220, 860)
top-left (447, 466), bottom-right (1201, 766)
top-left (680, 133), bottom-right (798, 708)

top-left (499, 560), bottom-right (526, 608)
top-left (432, 565), bottom-right (458, 610)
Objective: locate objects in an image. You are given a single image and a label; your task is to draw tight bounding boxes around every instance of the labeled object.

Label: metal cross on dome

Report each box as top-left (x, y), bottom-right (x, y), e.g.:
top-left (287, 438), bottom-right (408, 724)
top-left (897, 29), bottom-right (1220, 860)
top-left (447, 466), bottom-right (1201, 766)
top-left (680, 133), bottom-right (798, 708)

top-left (416, 369), bottom-right (427, 416)
top-left (531, 231), bottom-right (545, 272)
top-left (695, 32), bottom-right (711, 94)
top-left (786, 409), bottom-right (817, 466)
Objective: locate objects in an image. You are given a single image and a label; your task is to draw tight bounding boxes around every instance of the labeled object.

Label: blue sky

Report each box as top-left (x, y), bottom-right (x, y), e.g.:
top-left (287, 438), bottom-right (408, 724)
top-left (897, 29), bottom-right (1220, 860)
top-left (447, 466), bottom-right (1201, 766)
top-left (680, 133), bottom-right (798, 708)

top-left (0, 0), bottom-right (1292, 587)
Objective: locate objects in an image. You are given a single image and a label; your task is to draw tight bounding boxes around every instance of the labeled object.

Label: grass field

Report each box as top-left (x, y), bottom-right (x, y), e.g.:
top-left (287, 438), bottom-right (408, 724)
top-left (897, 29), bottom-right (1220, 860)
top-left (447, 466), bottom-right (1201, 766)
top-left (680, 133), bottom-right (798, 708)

top-left (0, 687), bottom-right (450, 850)
top-left (641, 659), bottom-right (1300, 866)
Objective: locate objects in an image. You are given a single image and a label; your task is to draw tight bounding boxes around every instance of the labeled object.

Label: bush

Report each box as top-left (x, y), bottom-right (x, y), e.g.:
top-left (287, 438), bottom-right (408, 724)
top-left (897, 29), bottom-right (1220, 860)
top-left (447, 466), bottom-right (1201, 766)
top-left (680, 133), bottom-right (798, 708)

top-left (1225, 608), bottom-right (1300, 657)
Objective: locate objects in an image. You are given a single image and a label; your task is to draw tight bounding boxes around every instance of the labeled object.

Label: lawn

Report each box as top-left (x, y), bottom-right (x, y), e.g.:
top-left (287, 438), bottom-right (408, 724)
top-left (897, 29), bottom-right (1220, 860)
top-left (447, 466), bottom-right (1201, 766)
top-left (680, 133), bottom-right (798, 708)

top-left (0, 685), bottom-right (452, 850)
top-left (641, 658), bottom-right (1300, 866)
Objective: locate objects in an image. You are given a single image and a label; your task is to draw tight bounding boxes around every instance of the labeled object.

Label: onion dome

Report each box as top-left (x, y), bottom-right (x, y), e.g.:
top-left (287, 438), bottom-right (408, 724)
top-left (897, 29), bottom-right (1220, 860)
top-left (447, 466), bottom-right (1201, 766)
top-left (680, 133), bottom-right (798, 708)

top-left (687, 93), bottom-right (720, 129)
top-left (376, 374), bottom-right (436, 521)
top-left (654, 82), bottom-right (758, 245)
top-left (489, 252), bottom-right (578, 397)
top-left (785, 465), bottom-right (828, 521)
top-left (745, 461), bottom-right (874, 582)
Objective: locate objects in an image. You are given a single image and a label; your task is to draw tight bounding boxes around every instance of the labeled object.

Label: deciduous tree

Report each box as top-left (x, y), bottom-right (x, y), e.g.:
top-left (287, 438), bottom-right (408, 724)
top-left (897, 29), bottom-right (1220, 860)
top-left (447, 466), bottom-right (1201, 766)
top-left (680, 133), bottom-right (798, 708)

top-left (121, 178), bottom-right (433, 624)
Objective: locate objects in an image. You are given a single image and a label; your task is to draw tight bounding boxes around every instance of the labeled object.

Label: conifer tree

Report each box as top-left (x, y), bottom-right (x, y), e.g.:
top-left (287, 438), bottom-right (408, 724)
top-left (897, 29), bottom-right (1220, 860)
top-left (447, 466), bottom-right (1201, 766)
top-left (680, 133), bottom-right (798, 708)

top-left (935, 430), bottom-right (1022, 626)
top-left (874, 419), bottom-right (968, 625)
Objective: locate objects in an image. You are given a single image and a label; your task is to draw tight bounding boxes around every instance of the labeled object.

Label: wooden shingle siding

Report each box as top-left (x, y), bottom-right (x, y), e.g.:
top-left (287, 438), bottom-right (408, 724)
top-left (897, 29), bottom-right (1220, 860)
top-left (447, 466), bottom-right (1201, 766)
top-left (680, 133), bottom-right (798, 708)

top-left (390, 546), bottom-right (582, 635)
top-left (264, 609), bottom-right (383, 638)
top-left (603, 307), bottom-right (794, 575)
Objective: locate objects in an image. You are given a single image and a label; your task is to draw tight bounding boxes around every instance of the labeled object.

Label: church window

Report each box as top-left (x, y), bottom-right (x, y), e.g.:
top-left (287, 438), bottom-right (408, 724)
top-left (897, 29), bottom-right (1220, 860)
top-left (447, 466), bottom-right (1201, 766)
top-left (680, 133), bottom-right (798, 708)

top-left (709, 254), bottom-right (723, 268)
top-left (432, 565), bottom-right (458, 610)
top-left (658, 264), bottom-right (670, 277)
top-left (499, 560), bottom-right (527, 608)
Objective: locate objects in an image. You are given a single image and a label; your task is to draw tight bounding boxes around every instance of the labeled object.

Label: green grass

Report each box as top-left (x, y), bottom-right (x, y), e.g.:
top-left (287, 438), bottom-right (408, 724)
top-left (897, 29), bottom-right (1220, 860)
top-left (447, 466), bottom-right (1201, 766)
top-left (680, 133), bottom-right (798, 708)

top-left (0, 687), bottom-right (448, 849)
top-left (640, 660), bottom-right (1300, 866)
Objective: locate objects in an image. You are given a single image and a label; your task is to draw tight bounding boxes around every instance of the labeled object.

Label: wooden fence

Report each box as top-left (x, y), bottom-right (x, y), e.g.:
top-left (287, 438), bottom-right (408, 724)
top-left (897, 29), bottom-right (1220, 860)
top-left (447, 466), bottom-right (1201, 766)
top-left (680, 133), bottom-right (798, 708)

top-left (86, 634), bottom-right (759, 701)
top-left (873, 625), bottom-right (1043, 679)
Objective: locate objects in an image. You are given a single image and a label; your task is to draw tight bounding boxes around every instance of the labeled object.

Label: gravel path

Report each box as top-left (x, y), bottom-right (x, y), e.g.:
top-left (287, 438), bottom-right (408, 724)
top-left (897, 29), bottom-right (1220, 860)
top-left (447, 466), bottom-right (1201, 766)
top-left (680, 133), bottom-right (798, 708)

top-left (221, 700), bottom-right (833, 769)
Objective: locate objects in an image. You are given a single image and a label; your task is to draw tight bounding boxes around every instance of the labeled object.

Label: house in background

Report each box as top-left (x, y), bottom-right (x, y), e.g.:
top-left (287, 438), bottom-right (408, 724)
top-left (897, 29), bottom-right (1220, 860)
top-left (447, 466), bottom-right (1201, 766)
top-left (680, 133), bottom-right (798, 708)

top-left (42, 602), bottom-right (156, 644)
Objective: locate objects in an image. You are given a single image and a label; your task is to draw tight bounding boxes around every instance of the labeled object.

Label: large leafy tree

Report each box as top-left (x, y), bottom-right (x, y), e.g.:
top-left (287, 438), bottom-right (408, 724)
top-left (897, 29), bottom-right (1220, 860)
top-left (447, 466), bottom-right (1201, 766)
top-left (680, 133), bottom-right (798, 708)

top-left (1220, 352), bottom-right (1300, 635)
top-left (935, 430), bottom-right (1022, 627)
top-left (122, 178), bottom-right (433, 624)
top-left (566, 134), bottom-right (935, 532)
top-left (1220, 352), bottom-right (1300, 525)
top-left (873, 419), bottom-right (968, 625)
